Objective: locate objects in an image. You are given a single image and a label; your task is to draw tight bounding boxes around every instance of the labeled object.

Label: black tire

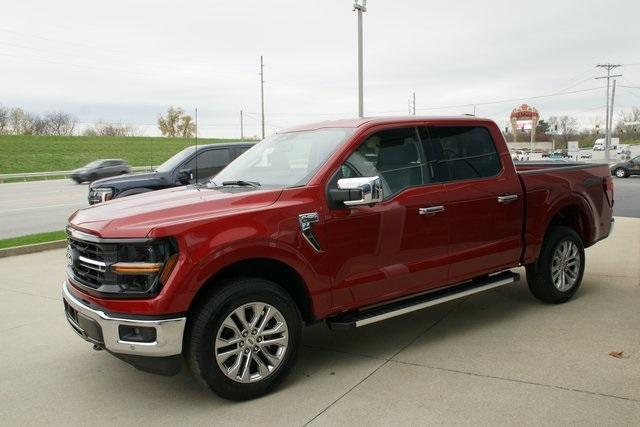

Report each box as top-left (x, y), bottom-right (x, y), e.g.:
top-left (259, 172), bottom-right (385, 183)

top-left (614, 168), bottom-right (628, 178)
top-left (117, 187), bottom-right (153, 199)
top-left (186, 278), bottom-right (302, 401)
top-left (526, 226), bottom-right (585, 304)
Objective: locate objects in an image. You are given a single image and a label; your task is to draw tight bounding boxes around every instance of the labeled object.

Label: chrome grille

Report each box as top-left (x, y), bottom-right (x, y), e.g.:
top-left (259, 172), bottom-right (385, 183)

top-left (68, 236), bottom-right (117, 289)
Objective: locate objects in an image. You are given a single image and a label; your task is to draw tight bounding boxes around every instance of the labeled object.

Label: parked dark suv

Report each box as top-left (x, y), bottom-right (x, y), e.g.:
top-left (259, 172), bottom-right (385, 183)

top-left (71, 159), bottom-right (131, 183)
top-left (88, 142), bottom-right (254, 204)
top-left (611, 155), bottom-right (640, 178)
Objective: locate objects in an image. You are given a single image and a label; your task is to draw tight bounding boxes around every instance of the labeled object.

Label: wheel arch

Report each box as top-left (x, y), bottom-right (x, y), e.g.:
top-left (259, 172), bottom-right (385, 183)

top-left (524, 194), bottom-right (596, 264)
top-left (188, 257), bottom-right (316, 325)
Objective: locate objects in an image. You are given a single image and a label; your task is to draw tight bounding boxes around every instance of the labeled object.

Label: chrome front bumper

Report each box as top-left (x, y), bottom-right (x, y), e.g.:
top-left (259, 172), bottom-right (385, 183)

top-left (62, 280), bottom-right (186, 357)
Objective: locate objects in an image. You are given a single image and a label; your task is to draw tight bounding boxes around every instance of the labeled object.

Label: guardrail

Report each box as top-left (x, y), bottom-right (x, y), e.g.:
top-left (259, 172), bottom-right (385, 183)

top-left (0, 166), bottom-right (155, 183)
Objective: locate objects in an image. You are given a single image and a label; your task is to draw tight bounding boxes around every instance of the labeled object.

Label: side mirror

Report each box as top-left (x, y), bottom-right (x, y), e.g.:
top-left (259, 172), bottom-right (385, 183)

top-left (177, 169), bottom-right (194, 184)
top-left (331, 176), bottom-right (383, 207)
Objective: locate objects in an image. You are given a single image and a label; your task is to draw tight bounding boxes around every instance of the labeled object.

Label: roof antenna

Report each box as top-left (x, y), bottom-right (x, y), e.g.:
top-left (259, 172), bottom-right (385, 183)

top-left (194, 107), bottom-right (199, 191)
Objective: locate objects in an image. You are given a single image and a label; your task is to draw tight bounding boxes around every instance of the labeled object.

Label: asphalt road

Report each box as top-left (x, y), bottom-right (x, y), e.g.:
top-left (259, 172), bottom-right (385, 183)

top-left (0, 173), bottom-right (638, 240)
top-left (612, 176), bottom-right (640, 218)
top-left (0, 179), bottom-right (87, 239)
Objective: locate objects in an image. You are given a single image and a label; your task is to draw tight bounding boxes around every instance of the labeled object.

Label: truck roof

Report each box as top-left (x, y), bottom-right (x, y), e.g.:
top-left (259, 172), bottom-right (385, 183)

top-left (281, 115), bottom-right (497, 133)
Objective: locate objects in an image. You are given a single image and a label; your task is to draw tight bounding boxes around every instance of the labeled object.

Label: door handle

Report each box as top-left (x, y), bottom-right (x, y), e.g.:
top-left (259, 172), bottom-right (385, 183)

top-left (497, 194), bottom-right (519, 203)
top-left (419, 206), bottom-right (445, 215)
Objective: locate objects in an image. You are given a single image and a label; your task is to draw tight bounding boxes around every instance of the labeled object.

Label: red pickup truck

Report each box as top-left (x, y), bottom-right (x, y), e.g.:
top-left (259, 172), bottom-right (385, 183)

top-left (63, 116), bottom-right (614, 400)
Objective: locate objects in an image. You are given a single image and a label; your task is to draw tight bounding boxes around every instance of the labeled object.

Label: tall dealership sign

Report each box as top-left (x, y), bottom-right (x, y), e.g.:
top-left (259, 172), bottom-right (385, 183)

top-left (510, 104), bottom-right (540, 152)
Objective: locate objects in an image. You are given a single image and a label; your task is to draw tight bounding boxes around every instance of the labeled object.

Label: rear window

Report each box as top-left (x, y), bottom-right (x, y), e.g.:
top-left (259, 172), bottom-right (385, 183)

top-left (423, 126), bottom-right (502, 182)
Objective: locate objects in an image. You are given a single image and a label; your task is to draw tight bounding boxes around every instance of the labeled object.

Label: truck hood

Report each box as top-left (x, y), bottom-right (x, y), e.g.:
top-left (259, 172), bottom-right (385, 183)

top-left (90, 171), bottom-right (161, 189)
top-left (69, 186), bottom-right (283, 238)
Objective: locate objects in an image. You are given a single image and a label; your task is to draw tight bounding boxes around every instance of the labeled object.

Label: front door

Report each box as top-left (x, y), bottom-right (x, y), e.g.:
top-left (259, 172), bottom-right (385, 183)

top-left (325, 126), bottom-right (449, 310)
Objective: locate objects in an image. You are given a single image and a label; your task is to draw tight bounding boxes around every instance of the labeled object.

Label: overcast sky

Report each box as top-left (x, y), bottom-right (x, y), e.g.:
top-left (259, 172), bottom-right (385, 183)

top-left (2, 0), bottom-right (639, 137)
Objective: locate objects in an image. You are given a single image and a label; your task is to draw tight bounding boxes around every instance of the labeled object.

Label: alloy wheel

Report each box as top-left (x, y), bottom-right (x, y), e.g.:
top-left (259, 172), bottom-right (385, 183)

top-left (214, 302), bottom-right (289, 383)
top-left (551, 240), bottom-right (581, 292)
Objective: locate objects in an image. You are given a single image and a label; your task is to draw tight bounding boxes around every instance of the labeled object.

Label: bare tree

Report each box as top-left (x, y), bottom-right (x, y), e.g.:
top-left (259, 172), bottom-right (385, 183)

top-left (83, 121), bottom-right (140, 137)
top-left (548, 115), bottom-right (578, 143)
top-left (9, 108), bottom-right (31, 134)
top-left (44, 112), bottom-right (76, 136)
top-left (615, 106), bottom-right (640, 138)
top-left (178, 114), bottom-right (196, 138)
top-left (158, 107), bottom-right (195, 138)
top-left (0, 106), bottom-right (8, 134)
top-left (30, 116), bottom-right (49, 135)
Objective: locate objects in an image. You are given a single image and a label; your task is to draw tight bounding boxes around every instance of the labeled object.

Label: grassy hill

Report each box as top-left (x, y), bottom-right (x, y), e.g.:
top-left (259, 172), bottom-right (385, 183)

top-left (0, 135), bottom-right (243, 174)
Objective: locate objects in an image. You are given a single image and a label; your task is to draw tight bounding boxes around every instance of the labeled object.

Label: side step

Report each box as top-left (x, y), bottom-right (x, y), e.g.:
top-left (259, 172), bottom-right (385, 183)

top-left (327, 271), bottom-right (520, 330)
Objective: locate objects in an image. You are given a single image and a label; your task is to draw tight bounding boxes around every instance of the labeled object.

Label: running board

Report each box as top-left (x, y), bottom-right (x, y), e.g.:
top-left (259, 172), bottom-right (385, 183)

top-left (326, 271), bottom-right (520, 330)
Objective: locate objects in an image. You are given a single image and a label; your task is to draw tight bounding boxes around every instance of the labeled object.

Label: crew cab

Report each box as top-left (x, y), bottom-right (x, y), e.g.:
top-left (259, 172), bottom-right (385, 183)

top-left (62, 116), bottom-right (614, 400)
top-left (88, 142), bottom-right (254, 204)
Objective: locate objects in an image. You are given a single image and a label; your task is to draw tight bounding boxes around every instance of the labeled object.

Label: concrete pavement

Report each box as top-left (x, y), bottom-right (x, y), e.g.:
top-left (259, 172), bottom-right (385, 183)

top-left (0, 218), bottom-right (639, 425)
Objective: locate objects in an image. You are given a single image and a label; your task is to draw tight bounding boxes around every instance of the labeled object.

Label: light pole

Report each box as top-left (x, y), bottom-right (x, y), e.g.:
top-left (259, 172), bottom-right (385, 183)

top-left (596, 64), bottom-right (622, 163)
top-left (353, 0), bottom-right (367, 118)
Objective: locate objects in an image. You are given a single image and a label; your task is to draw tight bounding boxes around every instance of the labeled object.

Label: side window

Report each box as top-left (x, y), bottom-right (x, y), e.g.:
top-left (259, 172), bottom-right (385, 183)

top-left (198, 148), bottom-right (231, 168)
top-left (101, 160), bottom-right (114, 167)
top-left (422, 126), bottom-right (501, 182)
top-left (340, 127), bottom-right (425, 198)
top-left (181, 149), bottom-right (231, 181)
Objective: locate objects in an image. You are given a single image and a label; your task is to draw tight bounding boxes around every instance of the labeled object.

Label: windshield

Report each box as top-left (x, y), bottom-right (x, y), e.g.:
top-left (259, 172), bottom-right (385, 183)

top-left (211, 128), bottom-right (355, 188)
top-left (84, 160), bottom-right (103, 168)
top-left (156, 146), bottom-right (196, 173)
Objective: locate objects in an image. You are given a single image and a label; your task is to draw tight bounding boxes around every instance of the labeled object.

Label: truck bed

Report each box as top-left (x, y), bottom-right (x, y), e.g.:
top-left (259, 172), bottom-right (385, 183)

top-left (515, 161), bottom-right (614, 264)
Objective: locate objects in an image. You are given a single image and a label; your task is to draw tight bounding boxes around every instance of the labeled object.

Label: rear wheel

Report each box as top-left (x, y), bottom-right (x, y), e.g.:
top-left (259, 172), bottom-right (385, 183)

top-left (614, 168), bottom-right (628, 178)
top-left (187, 278), bottom-right (302, 401)
top-left (526, 226), bottom-right (585, 304)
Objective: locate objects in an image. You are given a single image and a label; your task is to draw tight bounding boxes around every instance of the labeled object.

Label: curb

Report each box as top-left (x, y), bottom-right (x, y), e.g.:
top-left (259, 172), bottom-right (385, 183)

top-left (0, 240), bottom-right (67, 259)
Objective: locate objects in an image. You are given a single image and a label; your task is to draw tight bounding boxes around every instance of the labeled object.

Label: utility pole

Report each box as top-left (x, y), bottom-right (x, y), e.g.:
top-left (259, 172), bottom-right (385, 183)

top-left (609, 79), bottom-right (617, 146)
top-left (412, 92), bottom-right (416, 115)
top-left (260, 55), bottom-right (265, 140)
top-left (596, 64), bottom-right (622, 163)
top-left (240, 110), bottom-right (244, 141)
top-left (353, 0), bottom-right (367, 118)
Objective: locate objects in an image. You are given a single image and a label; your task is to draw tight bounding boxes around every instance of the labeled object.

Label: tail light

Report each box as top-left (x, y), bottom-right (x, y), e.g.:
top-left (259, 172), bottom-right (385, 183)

top-left (603, 175), bottom-right (614, 207)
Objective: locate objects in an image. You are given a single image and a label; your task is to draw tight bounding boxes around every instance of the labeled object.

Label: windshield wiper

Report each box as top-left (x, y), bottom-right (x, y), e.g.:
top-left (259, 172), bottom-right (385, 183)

top-left (221, 180), bottom-right (261, 188)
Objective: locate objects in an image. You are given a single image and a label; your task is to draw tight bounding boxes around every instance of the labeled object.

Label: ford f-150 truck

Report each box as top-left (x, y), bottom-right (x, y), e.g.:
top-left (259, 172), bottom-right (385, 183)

top-left (62, 116), bottom-right (614, 400)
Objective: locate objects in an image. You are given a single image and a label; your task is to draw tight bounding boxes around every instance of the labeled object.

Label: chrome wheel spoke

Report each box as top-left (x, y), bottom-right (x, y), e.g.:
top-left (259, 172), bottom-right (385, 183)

top-left (551, 239), bottom-right (580, 292)
top-left (214, 302), bottom-right (289, 384)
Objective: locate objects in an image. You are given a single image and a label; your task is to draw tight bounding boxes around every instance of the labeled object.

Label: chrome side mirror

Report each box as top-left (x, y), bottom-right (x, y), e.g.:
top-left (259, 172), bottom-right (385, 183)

top-left (336, 176), bottom-right (383, 206)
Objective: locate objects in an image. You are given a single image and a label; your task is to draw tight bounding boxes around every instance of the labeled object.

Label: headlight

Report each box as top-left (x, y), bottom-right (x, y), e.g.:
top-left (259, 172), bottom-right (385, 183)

top-left (109, 238), bottom-right (179, 295)
top-left (67, 232), bottom-right (179, 297)
top-left (94, 188), bottom-right (114, 202)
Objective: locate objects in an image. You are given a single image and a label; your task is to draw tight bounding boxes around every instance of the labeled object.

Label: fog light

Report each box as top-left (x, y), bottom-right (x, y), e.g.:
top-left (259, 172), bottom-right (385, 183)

top-left (119, 325), bottom-right (157, 343)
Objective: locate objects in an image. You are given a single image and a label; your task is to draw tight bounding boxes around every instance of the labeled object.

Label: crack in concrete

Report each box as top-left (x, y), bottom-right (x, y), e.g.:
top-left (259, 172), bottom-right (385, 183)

top-left (303, 299), bottom-right (467, 426)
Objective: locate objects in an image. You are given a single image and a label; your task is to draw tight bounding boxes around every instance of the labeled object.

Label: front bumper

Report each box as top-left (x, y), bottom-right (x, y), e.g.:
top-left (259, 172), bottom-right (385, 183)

top-left (62, 280), bottom-right (186, 357)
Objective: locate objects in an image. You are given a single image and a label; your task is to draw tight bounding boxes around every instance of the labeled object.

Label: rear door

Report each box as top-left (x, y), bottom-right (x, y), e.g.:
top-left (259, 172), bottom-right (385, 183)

top-left (630, 156), bottom-right (640, 174)
top-left (421, 125), bottom-right (523, 284)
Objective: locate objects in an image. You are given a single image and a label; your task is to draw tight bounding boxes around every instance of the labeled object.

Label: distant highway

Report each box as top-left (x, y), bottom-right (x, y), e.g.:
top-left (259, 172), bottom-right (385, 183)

top-left (0, 180), bottom-right (87, 239)
top-left (0, 173), bottom-right (638, 240)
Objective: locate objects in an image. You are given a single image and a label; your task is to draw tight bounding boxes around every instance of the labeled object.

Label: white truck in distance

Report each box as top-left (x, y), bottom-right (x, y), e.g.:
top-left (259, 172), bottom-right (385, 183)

top-left (593, 137), bottom-right (619, 151)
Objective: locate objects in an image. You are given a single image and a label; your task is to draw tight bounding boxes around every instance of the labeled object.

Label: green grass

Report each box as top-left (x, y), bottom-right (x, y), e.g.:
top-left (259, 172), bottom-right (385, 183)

top-left (0, 135), bottom-right (242, 174)
top-left (0, 230), bottom-right (67, 250)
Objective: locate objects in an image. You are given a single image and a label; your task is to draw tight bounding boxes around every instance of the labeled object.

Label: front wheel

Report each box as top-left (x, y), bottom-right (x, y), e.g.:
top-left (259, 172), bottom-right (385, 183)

top-left (526, 226), bottom-right (585, 304)
top-left (614, 168), bottom-right (628, 178)
top-left (187, 278), bottom-right (302, 401)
